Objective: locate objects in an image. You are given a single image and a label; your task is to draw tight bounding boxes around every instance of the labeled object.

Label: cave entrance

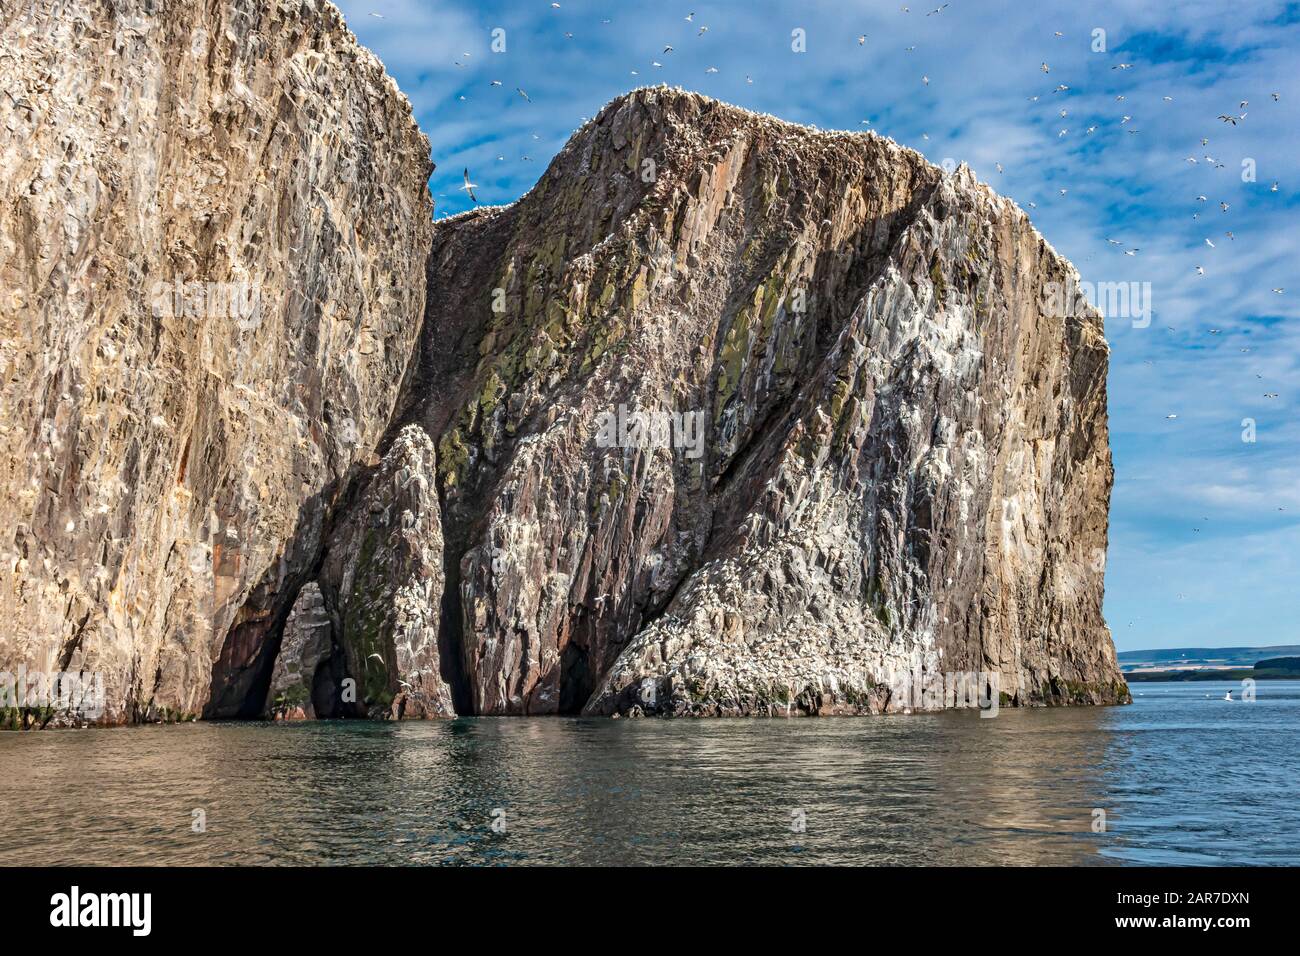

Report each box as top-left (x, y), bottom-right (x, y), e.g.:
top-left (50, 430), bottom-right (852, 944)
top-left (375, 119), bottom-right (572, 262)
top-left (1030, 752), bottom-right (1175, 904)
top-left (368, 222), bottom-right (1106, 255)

top-left (558, 641), bottom-right (592, 715)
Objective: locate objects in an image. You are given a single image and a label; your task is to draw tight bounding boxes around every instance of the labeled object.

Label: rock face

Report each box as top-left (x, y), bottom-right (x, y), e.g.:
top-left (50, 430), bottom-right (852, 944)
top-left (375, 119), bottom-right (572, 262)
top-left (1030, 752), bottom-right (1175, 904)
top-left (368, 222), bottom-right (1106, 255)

top-left (0, 0), bottom-right (1126, 724)
top-left (313, 424), bottom-right (455, 719)
top-left (0, 0), bottom-right (433, 723)
top-left (399, 88), bottom-right (1127, 717)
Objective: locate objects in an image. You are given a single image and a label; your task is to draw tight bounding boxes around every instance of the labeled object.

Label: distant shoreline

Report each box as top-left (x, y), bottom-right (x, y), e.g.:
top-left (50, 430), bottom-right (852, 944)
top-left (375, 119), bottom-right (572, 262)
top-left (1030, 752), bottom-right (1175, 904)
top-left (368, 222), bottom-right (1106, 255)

top-left (1125, 668), bottom-right (1300, 682)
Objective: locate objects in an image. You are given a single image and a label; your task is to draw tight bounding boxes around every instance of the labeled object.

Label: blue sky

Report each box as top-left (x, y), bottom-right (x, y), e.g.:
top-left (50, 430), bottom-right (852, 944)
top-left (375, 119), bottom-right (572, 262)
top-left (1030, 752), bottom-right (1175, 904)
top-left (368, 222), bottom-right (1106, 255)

top-left (334, 0), bottom-right (1299, 651)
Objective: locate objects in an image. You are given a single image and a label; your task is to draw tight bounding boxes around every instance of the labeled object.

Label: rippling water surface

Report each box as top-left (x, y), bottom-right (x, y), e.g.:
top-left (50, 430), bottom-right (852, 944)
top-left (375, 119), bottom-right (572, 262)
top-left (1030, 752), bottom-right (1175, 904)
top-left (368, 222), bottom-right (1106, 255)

top-left (2, 681), bottom-right (1296, 865)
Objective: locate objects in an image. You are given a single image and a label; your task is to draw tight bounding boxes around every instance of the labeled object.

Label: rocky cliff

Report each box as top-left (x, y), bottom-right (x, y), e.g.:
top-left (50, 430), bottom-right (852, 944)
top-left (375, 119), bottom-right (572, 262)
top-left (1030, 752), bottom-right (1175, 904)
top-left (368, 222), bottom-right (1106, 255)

top-left (401, 88), bottom-right (1126, 717)
top-left (0, 0), bottom-right (433, 724)
top-left (0, 2), bottom-right (1126, 725)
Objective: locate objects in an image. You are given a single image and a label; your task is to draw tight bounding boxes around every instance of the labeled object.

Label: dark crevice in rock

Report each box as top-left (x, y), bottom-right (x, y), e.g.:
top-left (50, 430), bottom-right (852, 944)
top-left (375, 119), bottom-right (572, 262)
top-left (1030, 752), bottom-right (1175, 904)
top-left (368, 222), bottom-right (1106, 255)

top-left (558, 636), bottom-right (592, 714)
top-left (204, 472), bottom-right (354, 718)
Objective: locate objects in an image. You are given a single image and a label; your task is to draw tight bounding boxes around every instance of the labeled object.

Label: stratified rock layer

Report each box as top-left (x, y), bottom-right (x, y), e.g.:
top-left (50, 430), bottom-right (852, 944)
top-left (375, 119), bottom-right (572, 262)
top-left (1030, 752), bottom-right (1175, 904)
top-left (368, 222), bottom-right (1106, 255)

top-left (0, 0), bottom-right (433, 722)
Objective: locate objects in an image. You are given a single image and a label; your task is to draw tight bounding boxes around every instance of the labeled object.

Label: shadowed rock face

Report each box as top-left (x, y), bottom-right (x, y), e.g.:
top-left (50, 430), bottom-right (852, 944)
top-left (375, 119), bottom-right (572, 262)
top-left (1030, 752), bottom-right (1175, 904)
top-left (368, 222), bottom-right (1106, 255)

top-left (0, 1), bottom-right (1126, 724)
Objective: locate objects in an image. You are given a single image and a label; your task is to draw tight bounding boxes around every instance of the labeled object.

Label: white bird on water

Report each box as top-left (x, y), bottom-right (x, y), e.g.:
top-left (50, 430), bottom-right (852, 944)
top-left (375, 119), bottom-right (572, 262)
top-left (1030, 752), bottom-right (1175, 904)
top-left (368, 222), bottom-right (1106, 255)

top-left (1224, 691), bottom-right (1233, 701)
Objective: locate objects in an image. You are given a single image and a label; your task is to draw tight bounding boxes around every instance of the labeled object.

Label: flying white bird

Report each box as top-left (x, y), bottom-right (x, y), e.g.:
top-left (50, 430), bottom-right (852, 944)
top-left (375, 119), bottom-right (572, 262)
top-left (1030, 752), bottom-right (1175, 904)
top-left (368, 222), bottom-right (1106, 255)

top-left (460, 168), bottom-right (478, 203)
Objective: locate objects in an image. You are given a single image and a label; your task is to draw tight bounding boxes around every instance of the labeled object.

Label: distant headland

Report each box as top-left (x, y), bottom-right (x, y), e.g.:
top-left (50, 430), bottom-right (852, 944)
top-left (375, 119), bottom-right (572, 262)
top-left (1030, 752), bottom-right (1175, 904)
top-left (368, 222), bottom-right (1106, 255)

top-left (1120, 645), bottom-right (1300, 682)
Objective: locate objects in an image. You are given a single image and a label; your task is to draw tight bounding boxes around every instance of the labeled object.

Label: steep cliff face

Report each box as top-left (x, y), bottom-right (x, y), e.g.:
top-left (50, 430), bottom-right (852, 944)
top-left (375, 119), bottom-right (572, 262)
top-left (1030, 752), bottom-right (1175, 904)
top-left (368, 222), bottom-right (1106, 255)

top-left (0, 0), bottom-right (1125, 725)
top-left (0, 0), bottom-right (433, 723)
top-left (415, 88), bottom-right (1124, 716)
top-left (258, 85), bottom-right (1124, 719)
